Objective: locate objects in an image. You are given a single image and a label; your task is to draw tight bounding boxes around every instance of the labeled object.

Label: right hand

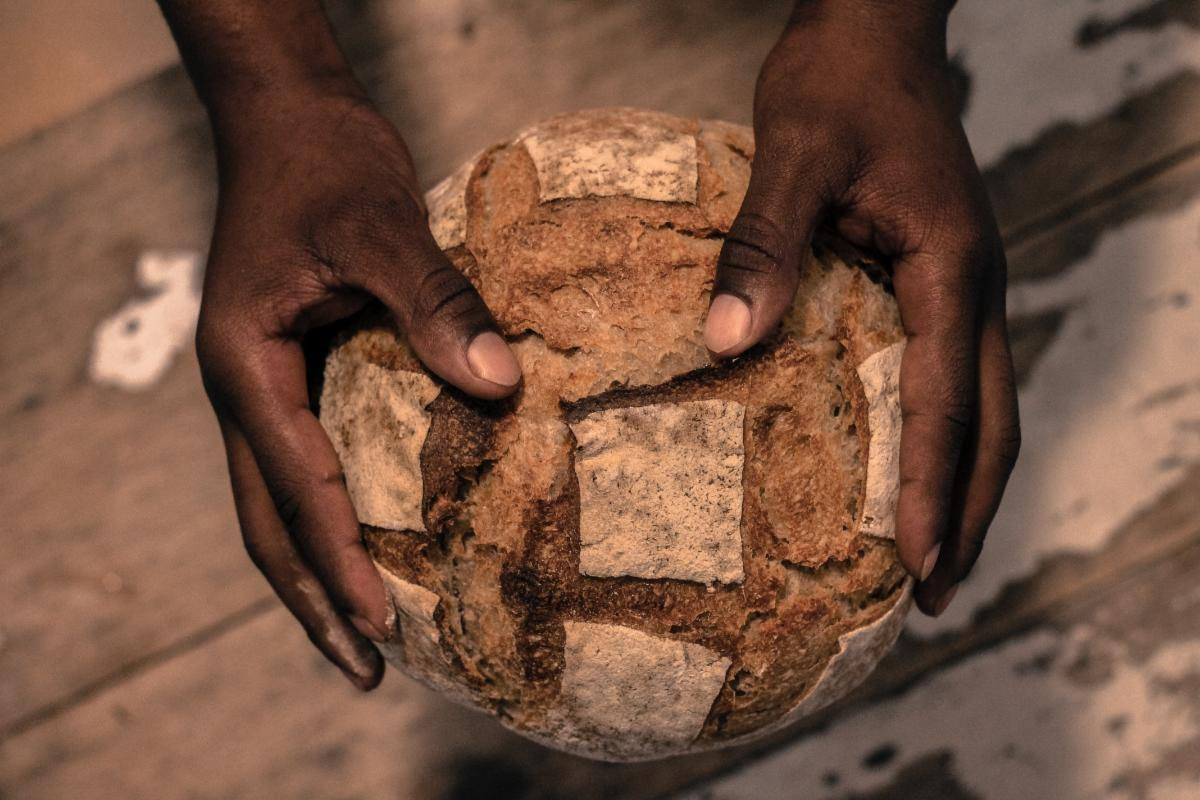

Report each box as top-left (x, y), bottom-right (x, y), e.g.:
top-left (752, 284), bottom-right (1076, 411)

top-left (195, 89), bottom-right (521, 689)
top-left (703, 4), bottom-right (1020, 617)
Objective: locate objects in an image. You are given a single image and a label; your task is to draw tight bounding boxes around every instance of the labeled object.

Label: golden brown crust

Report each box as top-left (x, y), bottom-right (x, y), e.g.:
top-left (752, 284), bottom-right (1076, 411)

top-left (321, 109), bottom-right (908, 759)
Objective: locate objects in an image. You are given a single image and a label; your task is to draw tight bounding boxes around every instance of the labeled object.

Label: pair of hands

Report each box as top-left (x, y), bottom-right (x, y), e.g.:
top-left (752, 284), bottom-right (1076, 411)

top-left (188, 4), bottom-right (1020, 689)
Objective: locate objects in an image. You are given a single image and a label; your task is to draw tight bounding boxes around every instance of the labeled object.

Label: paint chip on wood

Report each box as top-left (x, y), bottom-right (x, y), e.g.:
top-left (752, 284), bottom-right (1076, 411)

top-left (89, 251), bottom-right (201, 391)
top-left (570, 399), bottom-right (745, 585)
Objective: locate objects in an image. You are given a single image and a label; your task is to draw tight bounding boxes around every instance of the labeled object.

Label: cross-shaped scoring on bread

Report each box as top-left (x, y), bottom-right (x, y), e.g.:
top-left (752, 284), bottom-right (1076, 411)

top-left (318, 110), bottom-right (911, 760)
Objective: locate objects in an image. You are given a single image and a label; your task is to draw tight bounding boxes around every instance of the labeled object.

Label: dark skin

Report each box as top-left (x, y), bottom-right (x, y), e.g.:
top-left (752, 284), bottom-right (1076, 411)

top-left (158, 0), bottom-right (1020, 690)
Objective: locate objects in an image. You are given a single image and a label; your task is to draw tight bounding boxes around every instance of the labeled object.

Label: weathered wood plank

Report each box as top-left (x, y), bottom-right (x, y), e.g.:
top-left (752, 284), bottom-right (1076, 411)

top-left (0, 365), bottom-right (259, 732)
top-left (0, 113), bottom-right (239, 730)
top-left (2, 606), bottom-right (510, 799)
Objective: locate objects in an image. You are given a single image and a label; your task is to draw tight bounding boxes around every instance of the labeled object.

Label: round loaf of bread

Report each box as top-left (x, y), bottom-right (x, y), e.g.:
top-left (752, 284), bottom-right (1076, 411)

top-left (318, 109), bottom-right (911, 761)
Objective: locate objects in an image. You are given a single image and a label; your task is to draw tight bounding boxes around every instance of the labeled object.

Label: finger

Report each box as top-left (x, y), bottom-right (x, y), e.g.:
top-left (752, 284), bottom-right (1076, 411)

top-left (221, 418), bottom-right (384, 690)
top-left (213, 336), bottom-right (394, 643)
top-left (704, 130), bottom-right (836, 358)
top-left (891, 245), bottom-right (982, 599)
top-left (916, 263), bottom-right (1020, 614)
top-left (347, 226), bottom-right (521, 400)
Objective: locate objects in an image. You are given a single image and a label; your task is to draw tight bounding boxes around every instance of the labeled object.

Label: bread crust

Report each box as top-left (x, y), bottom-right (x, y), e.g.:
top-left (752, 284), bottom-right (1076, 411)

top-left (318, 109), bottom-right (908, 760)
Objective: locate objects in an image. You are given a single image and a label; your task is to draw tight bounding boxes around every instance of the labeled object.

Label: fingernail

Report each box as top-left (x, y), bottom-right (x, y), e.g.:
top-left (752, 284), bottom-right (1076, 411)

top-left (704, 294), bottom-right (752, 355)
top-left (349, 613), bottom-right (387, 643)
top-left (933, 585), bottom-right (958, 617)
top-left (920, 542), bottom-right (941, 582)
top-left (466, 332), bottom-right (521, 387)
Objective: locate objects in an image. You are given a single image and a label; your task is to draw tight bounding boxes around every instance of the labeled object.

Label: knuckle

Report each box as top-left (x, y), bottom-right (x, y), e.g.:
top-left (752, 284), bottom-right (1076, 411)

top-left (898, 473), bottom-right (945, 503)
top-left (266, 462), bottom-right (348, 542)
top-left (902, 360), bottom-right (976, 432)
top-left (902, 275), bottom-right (980, 339)
top-left (944, 400), bottom-right (975, 434)
top-left (717, 212), bottom-right (792, 288)
top-left (194, 308), bottom-right (273, 416)
top-left (947, 230), bottom-right (992, 276)
top-left (409, 264), bottom-right (487, 328)
top-left (313, 462), bottom-right (349, 492)
top-left (886, 186), bottom-right (994, 266)
top-left (902, 399), bottom-right (973, 437)
top-left (918, 216), bottom-right (994, 285)
top-left (267, 479), bottom-right (306, 534)
top-left (929, 242), bottom-right (988, 297)
top-left (193, 310), bottom-right (225, 366)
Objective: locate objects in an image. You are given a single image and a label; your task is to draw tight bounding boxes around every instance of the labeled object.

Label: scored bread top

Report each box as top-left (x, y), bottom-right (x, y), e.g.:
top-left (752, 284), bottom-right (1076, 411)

top-left (319, 109), bottom-right (909, 760)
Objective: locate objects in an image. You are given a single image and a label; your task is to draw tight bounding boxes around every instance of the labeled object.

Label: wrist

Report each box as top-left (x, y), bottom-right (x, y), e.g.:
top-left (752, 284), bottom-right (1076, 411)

top-left (206, 75), bottom-right (370, 152)
top-left (158, 1), bottom-right (370, 147)
top-left (784, 0), bottom-right (952, 64)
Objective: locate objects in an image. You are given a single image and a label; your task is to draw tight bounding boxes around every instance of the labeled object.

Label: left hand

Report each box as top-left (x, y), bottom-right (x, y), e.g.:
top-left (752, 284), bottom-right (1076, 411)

top-left (703, 1), bottom-right (1020, 616)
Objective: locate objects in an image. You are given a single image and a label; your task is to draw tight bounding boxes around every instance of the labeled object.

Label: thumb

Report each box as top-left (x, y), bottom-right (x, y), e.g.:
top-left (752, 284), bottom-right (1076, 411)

top-left (351, 226), bottom-right (522, 400)
top-left (704, 137), bottom-right (830, 358)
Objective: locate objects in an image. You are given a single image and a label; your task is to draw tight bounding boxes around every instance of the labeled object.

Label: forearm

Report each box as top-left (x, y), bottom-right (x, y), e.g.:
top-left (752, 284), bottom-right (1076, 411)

top-left (155, 1), bottom-right (365, 138)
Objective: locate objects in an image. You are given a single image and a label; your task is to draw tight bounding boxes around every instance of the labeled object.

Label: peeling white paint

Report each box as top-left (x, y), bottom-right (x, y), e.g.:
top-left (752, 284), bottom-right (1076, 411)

top-left (89, 251), bottom-right (202, 391)
top-left (951, 0), bottom-right (1200, 166)
top-left (911, 198), bottom-right (1200, 635)
top-left (683, 627), bottom-right (1200, 800)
